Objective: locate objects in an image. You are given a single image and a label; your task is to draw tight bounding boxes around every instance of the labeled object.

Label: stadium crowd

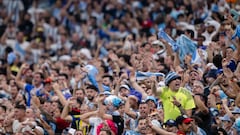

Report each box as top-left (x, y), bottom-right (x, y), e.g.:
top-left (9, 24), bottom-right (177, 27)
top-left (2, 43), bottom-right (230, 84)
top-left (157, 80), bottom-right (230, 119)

top-left (0, 0), bottom-right (240, 135)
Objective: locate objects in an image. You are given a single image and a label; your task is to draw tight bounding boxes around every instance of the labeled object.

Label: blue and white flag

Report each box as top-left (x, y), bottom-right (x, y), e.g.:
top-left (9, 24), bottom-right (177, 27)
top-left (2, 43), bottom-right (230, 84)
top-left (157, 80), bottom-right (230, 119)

top-left (230, 9), bottom-right (240, 22)
top-left (158, 30), bottom-right (201, 64)
top-left (232, 24), bottom-right (240, 40)
top-left (136, 71), bottom-right (165, 80)
top-left (158, 28), bottom-right (178, 52)
top-left (176, 35), bottom-right (201, 64)
top-left (85, 65), bottom-right (111, 92)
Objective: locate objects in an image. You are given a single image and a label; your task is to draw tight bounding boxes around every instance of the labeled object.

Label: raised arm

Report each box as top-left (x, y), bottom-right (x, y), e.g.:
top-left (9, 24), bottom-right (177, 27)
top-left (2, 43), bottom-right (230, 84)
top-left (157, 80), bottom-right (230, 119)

top-left (150, 76), bottom-right (158, 96)
top-left (193, 95), bottom-right (209, 114)
top-left (222, 99), bottom-right (234, 121)
top-left (124, 96), bottom-right (138, 119)
top-left (52, 83), bottom-right (67, 106)
top-left (233, 37), bottom-right (240, 62)
top-left (38, 117), bottom-right (55, 135)
top-left (79, 110), bottom-right (98, 124)
top-left (16, 63), bottom-right (28, 90)
top-left (221, 67), bottom-right (239, 98)
top-left (114, 73), bottom-right (127, 96)
top-left (128, 67), bottom-right (148, 99)
top-left (148, 118), bottom-right (176, 135)
top-left (60, 100), bottom-right (73, 122)
top-left (98, 94), bottom-right (113, 120)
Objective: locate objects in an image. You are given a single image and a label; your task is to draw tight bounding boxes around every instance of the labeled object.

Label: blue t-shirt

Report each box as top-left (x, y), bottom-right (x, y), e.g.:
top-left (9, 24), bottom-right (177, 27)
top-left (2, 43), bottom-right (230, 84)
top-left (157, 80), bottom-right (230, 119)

top-left (124, 130), bottom-right (141, 135)
top-left (24, 83), bottom-right (44, 106)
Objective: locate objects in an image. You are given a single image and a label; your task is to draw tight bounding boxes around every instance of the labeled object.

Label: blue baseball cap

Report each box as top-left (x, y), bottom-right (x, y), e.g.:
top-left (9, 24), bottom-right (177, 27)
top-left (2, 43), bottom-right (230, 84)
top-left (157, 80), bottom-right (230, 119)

top-left (220, 114), bottom-right (231, 122)
top-left (231, 107), bottom-right (240, 114)
top-left (164, 119), bottom-right (177, 127)
top-left (145, 96), bottom-right (157, 105)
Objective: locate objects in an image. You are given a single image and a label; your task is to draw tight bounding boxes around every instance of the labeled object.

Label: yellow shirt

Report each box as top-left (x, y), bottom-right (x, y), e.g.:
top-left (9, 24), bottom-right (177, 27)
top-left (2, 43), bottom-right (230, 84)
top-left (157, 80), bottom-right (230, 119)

top-left (160, 87), bottom-right (195, 122)
top-left (11, 65), bottom-right (19, 73)
top-left (72, 115), bottom-right (90, 135)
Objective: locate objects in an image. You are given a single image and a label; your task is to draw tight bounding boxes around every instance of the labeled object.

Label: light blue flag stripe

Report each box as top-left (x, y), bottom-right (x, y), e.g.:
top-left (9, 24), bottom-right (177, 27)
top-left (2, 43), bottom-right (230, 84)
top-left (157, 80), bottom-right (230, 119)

top-left (158, 29), bottom-right (178, 52)
top-left (158, 30), bottom-right (200, 64)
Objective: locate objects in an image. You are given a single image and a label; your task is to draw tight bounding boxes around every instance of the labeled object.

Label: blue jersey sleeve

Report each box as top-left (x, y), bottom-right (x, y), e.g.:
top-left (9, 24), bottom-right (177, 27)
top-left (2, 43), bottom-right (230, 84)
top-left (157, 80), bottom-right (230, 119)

top-left (24, 84), bottom-right (34, 93)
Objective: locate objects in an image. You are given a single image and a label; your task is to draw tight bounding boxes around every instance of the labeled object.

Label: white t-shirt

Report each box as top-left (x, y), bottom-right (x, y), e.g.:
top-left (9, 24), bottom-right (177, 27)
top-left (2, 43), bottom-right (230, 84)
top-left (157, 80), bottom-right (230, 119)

top-left (12, 120), bottom-right (21, 133)
top-left (89, 117), bottom-right (102, 135)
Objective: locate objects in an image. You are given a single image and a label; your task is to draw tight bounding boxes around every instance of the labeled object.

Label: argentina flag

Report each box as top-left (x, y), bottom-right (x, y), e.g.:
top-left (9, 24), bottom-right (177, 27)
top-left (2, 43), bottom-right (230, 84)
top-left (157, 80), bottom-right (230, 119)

top-left (158, 29), bottom-right (201, 64)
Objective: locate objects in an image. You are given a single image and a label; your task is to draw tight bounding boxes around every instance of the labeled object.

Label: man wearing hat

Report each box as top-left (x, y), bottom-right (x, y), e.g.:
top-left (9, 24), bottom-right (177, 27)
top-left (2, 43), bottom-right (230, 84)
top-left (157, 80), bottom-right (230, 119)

top-left (219, 114), bottom-right (234, 134)
top-left (157, 71), bottom-right (195, 122)
top-left (119, 84), bottom-right (131, 97)
top-left (163, 119), bottom-right (178, 133)
top-left (175, 115), bottom-right (193, 135)
top-left (148, 115), bottom-right (192, 135)
top-left (151, 40), bottom-right (167, 59)
top-left (145, 96), bottom-right (157, 112)
top-left (202, 20), bottom-right (220, 46)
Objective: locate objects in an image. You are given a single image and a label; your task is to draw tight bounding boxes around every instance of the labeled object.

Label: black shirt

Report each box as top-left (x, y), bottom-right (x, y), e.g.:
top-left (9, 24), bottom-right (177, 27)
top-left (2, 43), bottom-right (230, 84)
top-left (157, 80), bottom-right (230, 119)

top-left (112, 115), bottom-right (124, 135)
top-left (194, 111), bottom-right (212, 135)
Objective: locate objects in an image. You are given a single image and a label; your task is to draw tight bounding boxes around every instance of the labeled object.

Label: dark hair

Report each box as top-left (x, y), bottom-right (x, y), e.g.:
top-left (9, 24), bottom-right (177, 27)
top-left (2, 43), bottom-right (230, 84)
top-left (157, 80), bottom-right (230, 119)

top-left (190, 115), bottom-right (203, 125)
top-left (76, 89), bottom-right (85, 95)
top-left (185, 29), bottom-right (194, 39)
top-left (59, 73), bottom-right (69, 80)
top-left (15, 104), bottom-right (26, 111)
top-left (138, 116), bottom-right (147, 121)
top-left (38, 97), bottom-right (47, 104)
top-left (217, 127), bottom-right (228, 135)
top-left (197, 35), bottom-right (206, 41)
top-left (177, 14), bottom-right (185, 20)
top-left (212, 54), bottom-right (223, 69)
top-left (117, 54), bottom-right (131, 66)
top-left (100, 128), bottom-right (112, 135)
top-left (0, 105), bottom-right (6, 112)
top-left (86, 85), bottom-right (98, 92)
top-left (102, 75), bottom-right (114, 82)
top-left (139, 101), bottom-right (148, 105)
top-left (77, 98), bottom-right (82, 105)
top-left (35, 72), bottom-right (44, 80)
top-left (5, 46), bottom-right (13, 54)
top-left (141, 42), bottom-right (150, 47)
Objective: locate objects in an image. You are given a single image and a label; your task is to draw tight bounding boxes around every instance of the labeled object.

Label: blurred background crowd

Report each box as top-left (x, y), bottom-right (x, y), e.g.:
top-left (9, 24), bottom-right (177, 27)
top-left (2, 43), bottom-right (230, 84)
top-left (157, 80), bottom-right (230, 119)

top-left (0, 0), bottom-right (240, 135)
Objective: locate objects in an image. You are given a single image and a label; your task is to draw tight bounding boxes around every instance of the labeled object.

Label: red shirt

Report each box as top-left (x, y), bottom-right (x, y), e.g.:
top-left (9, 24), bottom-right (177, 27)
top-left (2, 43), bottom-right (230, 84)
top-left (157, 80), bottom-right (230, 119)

top-left (177, 130), bottom-right (186, 135)
top-left (56, 117), bottom-right (70, 130)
